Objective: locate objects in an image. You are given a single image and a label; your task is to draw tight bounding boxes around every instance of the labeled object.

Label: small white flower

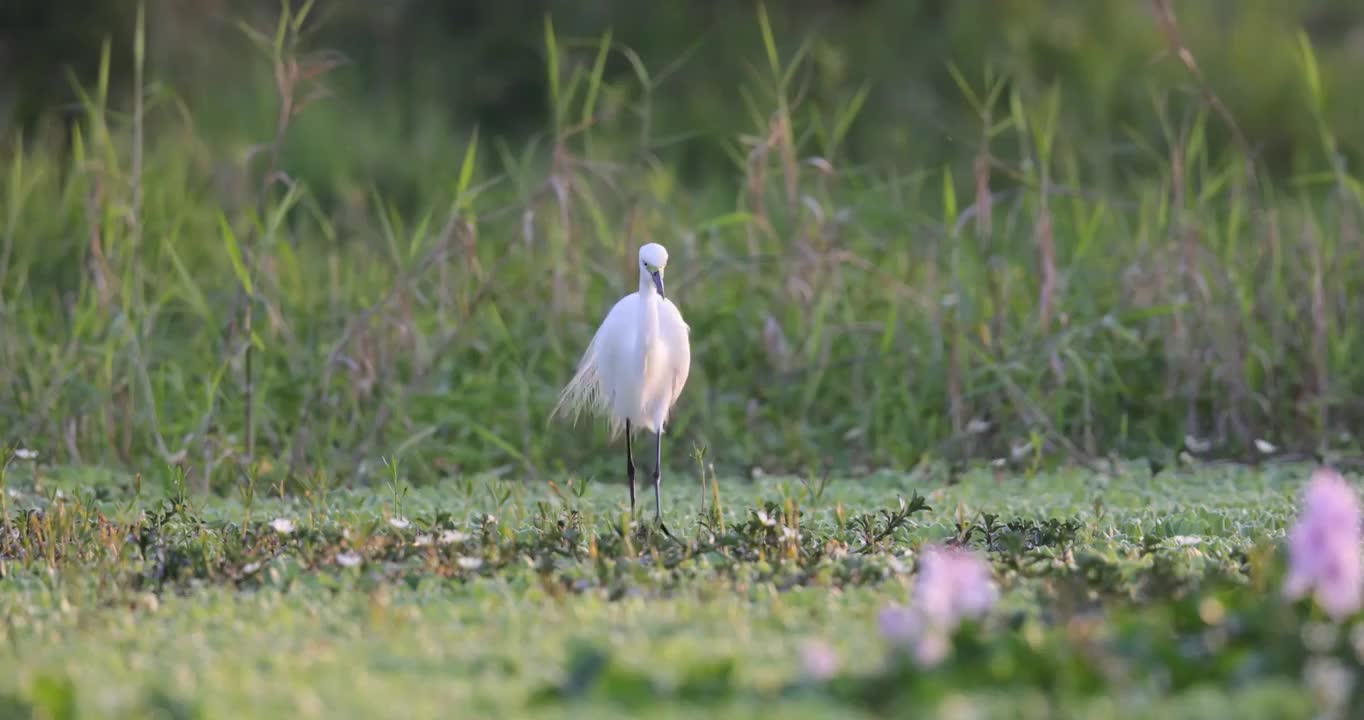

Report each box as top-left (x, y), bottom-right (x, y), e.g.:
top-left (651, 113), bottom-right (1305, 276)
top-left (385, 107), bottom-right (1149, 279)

top-left (336, 551), bottom-right (362, 568)
top-left (1184, 435), bottom-right (1212, 453)
top-left (438, 530), bottom-right (470, 545)
top-left (781, 526), bottom-right (800, 542)
top-left (1352, 624), bottom-right (1364, 664)
top-left (456, 556), bottom-right (483, 570)
top-left (991, 457), bottom-right (1007, 468)
top-left (13, 448), bottom-right (37, 461)
top-left (242, 561), bottom-right (262, 574)
top-left (1255, 438), bottom-right (1277, 455)
top-left (414, 534), bottom-right (433, 547)
top-left (1302, 622), bottom-right (1340, 653)
top-left (269, 518), bottom-right (295, 534)
top-left (1305, 657), bottom-right (1354, 716)
top-left (755, 511), bottom-right (776, 527)
top-left (388, 516), bottom-right (411, 530)
top-left (966, 418), bottom-right (990, 435)
top-left (805, 157), bottom-right (834, 174)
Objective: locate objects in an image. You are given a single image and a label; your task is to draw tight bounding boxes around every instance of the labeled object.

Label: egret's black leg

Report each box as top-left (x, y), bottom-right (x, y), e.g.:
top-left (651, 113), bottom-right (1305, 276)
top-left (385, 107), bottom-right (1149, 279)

top-left (653, 430), bottom-right (663, 523)
top-left (625, 420), bottom-right (636, 512)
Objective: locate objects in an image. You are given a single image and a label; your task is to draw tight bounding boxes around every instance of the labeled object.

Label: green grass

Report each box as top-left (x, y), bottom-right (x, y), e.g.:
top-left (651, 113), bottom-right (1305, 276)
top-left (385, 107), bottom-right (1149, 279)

top-left (0, 460), bottom-right (1355, 718)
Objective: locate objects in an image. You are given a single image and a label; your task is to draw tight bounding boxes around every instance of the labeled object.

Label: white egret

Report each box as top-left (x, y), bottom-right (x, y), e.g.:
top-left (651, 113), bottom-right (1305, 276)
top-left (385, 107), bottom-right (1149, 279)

top-left (552, 243), bottom-right (691, 523)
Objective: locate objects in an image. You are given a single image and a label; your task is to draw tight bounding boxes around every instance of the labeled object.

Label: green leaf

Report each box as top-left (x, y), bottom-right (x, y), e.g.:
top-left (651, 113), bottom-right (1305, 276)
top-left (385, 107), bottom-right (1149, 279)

top-left (946, 62), bottom-right (983, 113)
top-left (292, 0), bottom-right (318, 34)
top-left (581, 30), bottom-right (613, 128)
top-left (695, 212), bottom-right (753, 234)
top-left (1297, 30), bottom-right (1322, 111)
top-left (454, 126), bottom-right (480, 209)
top-left (831, 82), bottom-right (871, 151)
top-left (942, 166), bottom-right (957, 227)
top-left (756, 2), bottom-right (781, 81)
top-left (165, 237), bottom-right (210, 320)
top-left (544, 15), bottom-right (562, 130)
top-left (218, 213), bottom-right (252, 296)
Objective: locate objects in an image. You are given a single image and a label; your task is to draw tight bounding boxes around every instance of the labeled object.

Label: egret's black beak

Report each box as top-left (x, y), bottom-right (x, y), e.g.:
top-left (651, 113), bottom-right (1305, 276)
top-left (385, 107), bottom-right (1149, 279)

top-left (651, 270), bottom-right (665, 298)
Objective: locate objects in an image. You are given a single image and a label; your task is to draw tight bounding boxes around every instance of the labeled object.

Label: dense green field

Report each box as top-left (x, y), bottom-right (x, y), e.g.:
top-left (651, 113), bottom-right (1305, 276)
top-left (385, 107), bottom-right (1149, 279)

top-left (0, 459), bottom-right (1355, 718)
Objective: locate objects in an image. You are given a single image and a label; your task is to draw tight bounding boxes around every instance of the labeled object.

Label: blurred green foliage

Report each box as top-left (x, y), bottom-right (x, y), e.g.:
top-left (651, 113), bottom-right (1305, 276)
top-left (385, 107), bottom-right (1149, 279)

top-left (5, 0), bottom-right (1364, 189)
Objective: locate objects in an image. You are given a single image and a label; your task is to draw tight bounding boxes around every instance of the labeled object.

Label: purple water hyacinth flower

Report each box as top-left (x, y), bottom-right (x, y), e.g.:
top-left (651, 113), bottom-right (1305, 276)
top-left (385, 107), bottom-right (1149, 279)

top-left (914, 544), bottom-right (998, 623)
top-left (1283, 467), bottom-right (1363, 621)
top-left (799, 639), bottom-right (840, 681)
top-left (877, 604), bottom-right (918, 645)
top-left (879, 544), bottom-right (998, 666)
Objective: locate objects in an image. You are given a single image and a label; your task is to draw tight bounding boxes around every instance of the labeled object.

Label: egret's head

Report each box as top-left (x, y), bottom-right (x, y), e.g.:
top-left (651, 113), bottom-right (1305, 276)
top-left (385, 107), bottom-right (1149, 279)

top-left (639, 243), bottom-right (669, 297)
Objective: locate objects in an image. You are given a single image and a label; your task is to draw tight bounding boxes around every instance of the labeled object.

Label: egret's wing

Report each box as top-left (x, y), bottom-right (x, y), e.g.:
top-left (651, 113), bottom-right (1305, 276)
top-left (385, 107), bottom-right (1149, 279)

top-left (550, 294), bottom-right (638, 438)
top-left (593, 297), bottom-right (640, 437)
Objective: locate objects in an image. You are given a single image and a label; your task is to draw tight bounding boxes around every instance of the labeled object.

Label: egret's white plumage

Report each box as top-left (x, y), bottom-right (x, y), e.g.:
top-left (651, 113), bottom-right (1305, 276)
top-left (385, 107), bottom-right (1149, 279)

top-left (552, 243), bottom-right (691, 521)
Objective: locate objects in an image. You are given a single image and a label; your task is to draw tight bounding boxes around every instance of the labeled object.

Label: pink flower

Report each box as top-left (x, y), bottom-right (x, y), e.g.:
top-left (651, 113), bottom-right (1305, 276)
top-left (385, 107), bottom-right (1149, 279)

top-left (879, 544), bottom-right (997, 666)
top-left (911, 629), bottom-right (951, 667)
top-left (799, 639), bottom-right (840, 681)
top-left (914, 545), bottom-right (998, 623)
top-left (1284, 467), bottom-right (1363, 621)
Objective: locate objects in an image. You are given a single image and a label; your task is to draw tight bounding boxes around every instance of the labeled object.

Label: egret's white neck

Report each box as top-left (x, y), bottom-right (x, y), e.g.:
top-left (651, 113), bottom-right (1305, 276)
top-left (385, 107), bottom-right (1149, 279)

top-left (637, 269), bottom-right (660, 344)
top-left (638, 270), bottom-right (659, 297)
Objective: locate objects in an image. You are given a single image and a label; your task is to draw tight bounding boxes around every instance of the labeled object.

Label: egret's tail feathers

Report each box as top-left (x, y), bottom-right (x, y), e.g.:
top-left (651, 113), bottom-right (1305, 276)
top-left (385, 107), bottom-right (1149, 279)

top-left (550, 361), bottom-right (599, 423)
top-left (549, 348), bottom-right (626, 439)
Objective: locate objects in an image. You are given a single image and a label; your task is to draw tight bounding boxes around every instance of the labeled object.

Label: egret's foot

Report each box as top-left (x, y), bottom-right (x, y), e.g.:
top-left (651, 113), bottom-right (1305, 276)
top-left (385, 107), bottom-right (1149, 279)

top-left (629, 517), bottom-right (674, 544)
top-left (655, 519), bottom-right (680, 543)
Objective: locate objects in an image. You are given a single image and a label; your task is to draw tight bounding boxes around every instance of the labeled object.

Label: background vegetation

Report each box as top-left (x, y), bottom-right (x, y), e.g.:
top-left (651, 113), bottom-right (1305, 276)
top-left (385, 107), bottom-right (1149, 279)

top-left (3, 1), bottom-right (1364, 487)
